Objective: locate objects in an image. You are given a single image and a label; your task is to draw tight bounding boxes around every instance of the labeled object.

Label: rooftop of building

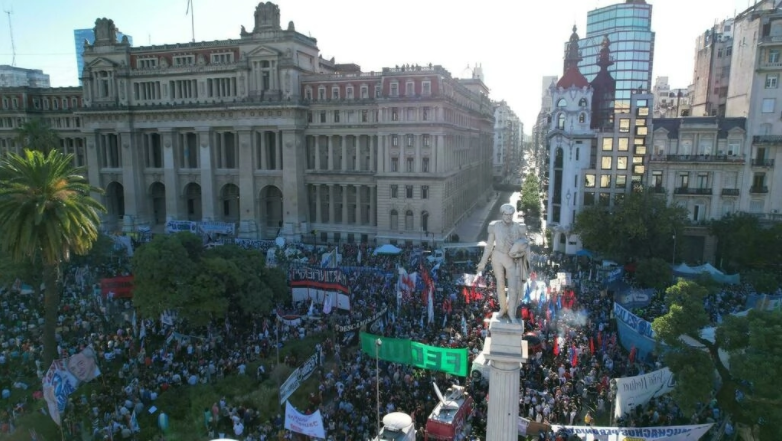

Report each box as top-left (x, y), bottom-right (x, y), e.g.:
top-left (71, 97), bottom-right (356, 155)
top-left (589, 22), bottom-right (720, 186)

top-left (652, 117), bottom-right (746, 138)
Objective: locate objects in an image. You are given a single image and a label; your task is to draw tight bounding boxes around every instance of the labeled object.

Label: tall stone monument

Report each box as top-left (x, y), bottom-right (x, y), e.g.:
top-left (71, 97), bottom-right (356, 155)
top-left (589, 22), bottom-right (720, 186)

top-left (484, 314), bottom-right (525, 441)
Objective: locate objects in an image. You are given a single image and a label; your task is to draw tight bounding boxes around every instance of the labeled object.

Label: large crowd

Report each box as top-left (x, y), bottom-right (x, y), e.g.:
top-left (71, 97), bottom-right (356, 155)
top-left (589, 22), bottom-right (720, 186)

top-left (0, 230), bottom-right (762, 440)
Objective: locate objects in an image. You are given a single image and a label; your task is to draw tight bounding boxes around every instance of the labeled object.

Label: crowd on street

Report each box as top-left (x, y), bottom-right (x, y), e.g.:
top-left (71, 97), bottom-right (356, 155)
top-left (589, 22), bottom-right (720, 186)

top-left (0, 230), bottom-right (764, 440)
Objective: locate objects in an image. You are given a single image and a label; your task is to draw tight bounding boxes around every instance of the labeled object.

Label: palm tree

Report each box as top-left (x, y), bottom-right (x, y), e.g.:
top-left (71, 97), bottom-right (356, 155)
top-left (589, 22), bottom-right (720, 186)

top-left (0, 149), bottom-right (105, 366)
top-left (14, 118), bottom-right (60, 154)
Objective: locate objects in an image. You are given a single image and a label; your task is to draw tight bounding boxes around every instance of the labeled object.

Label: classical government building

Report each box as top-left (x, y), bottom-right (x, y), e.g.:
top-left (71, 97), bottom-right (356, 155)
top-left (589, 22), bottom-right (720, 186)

top-left (0, 2), bottom-right (494, 244)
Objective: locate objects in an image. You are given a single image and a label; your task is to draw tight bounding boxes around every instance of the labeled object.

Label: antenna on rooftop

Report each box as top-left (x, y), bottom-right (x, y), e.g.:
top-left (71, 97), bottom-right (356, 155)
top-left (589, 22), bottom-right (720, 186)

top-left (4, 8), bottom-right (15, 66)
top-left (185, 0), bottom-right (195, 43)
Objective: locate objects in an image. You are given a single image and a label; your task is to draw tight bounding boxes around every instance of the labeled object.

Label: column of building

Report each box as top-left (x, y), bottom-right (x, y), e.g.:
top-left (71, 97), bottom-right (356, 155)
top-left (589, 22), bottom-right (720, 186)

top-left (198, 128), bottom-right (216, 221)
top-left (159, 129), bottom-right (180, 221)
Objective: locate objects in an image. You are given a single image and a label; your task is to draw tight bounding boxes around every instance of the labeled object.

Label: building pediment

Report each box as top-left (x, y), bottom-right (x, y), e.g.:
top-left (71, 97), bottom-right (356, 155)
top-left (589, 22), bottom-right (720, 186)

top-left (245, 45), bottom-right (280, 58)
top-left (85, 57), bottom-right (119, 69)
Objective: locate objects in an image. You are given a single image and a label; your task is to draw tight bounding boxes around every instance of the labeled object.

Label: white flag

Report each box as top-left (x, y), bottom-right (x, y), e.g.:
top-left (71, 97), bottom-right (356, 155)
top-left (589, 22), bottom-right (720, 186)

top-left (427, 289), bottom-right (434, 324)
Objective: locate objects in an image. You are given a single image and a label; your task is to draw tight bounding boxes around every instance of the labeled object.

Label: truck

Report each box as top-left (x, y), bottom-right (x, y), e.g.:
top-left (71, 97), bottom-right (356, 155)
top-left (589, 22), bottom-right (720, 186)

top-left (424, 383), bottom-right (473, 440)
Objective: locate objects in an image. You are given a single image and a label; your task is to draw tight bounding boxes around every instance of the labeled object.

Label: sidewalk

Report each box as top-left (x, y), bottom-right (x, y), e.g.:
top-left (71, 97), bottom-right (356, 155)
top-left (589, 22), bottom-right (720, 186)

top-left (451, 191), bottom-right (518, 243)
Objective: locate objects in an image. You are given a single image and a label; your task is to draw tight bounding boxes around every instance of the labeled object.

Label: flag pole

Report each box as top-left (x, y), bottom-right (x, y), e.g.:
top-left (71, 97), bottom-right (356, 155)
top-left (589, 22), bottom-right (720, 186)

top-left (186, 0), bottom-right (195, 43)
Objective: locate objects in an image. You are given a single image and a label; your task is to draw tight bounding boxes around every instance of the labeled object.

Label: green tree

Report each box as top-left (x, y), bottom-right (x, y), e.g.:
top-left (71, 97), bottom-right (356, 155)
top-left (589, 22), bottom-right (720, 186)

top-left (743, 270), bottom-right (780, 295)
top-left (132, 234), bottom-right (289, 327)
top-left (573, 189), bottom-right (688, 261)
top-left (634, 258), bottom-right (673, 293)
top-left (15, 118), bottom-right (60, 154)
top-left (520, 173), bottom-right (541, 217)
top-left (710, 212), bottom-right (782, 272)
top-left (0, 149), bottom-right (104, 366)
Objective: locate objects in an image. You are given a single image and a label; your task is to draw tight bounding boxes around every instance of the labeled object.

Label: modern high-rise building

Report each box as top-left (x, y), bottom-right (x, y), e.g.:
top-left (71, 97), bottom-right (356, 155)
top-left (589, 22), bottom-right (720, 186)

top-left (0, 65), bottom-right (50, 88)
top-left (690, 18), bottom-right (734, 117)
top-left (574, 0), bottom-right (655, 113)
top-left (74, 26), bottom-right (132, 84)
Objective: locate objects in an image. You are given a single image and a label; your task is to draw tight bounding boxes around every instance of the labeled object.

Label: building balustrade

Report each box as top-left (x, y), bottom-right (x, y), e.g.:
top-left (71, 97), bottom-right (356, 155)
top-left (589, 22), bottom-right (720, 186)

top-left (753, 135), bottom-right (782, 145)
top-left (751, 158), bottom-right (775, 167)
top-left (750, 186), bottom-right (769, 194)
top-left (651, 186), bottom-right (666, 194)
top-left (674, 187), bottom-right (712, 195)
top-left (721, 188), bottom-right (740, 196)
top-left (649, 154), bottom-right (744, 163)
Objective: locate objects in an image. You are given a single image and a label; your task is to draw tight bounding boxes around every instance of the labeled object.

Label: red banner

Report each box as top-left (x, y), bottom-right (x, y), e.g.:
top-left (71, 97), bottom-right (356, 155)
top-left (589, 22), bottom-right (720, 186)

top-left (100, 276), bottom-right (134, 298)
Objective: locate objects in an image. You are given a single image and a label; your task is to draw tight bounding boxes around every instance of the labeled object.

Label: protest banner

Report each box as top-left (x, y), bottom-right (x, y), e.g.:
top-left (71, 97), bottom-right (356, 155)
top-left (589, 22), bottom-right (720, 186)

top-left (614, 368), bottom-right (676, 419)
top-left (165, 220), bottom-right (197, 234)
top-left (199, 221), bottom-right (235, 236)
top-left (550, 423), bottom-right (712, 441)
top-left (289, 266), bottom-right (351, 310)
top-left (43, 347), bottom-right (102, 425)
top-left (284, 401), bottom-right (326, 438)
top-left (360, 332), bottom-right (468, 376)
top-left (334, 307), bottom-right (388, 333)
top-left (279, 353), bottom-right (318, 404)
top-left (100, 276), bottom-right (134, 299)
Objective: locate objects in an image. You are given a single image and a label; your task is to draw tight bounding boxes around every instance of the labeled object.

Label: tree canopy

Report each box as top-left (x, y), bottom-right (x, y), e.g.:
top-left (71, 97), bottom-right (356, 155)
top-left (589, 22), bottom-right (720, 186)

top-left (634, 258), bottom-right (673, 293)
top-left (14, 118), bottom-right (61, 154)
top-left (653, 279), bottom-right (782, 435)
top-left (132, 233), bottom-right (290, 327)
top-left (573, 189), bottom-right (688, 261)
top-left (520, 173), bottom-right (541, 217)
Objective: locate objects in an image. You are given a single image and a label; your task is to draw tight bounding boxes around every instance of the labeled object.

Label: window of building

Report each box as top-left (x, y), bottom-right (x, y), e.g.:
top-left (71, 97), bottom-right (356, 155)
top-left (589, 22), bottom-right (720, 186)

top-left (62, 98), bottom-right (68, 109)
top-left (391, 108), bottom-right (399, 121)
top-left (391, 157), bottom-right (399, 171)
top-left (422, 135), bottom-right (430, 147)
top-left (205, 78), bottom-right (236, 98)
top-left (635, 126), bottom-right (648, 136)
top-left (405, 81), bottom-right (414, 96)
top-left (375, 85), bottom-right (382, 98)
top-left (557, 98), bottom-right (566, 107)
top-left (390, 210), bottom-right (398, 230)
top-left (360, 85), bottom-right (368, 98)
top-left (137, 57), bottom-right (158, 69)
top-left (557, 114), bottom-right (565, 129)
top-left (726, 46), bottom-right (732, 57)
top-left (599, 193), bottom-right (610, 207)
top-left (601, 157), bottom-right (612, 170)
top-left (616, 174), bottom-right (627, 189)
top-left (762, 98), bottom-right (775, 113)
top-left (769, 49), bottom-right (780, 63)
top-left (406, 157), bottom-right (414, 172)
top-left (679, 173), bottom-right (689, 188)
top-left (306, 111), bottom-right (313, 123)
top-left (305, 88), bottom-right (312, 100)
top-left (361, 110), bottom-right (368, 122)
top-left (320, 111), bottom-right (326, 123)
top-left (584, 174), bottom-right (596, 187)
top-left (346, 86), bottom-right (354, 99)
top-left (578, 113), bottom-right (586, 123)
top-left (391, 185), bottom-right (398, 198)
top-left (390, 83), bottom-right (399, 97)
top-left (422, 157), bottom-right (430, 172)
top-left (33, 98), bottom-right (40, 109)
top-left (406, 134), bottom-right (414, 147)
top-left (578, 98), bottom-right (587, 107)
top-left (423, 107), bottom-right (430, 121)
top-left (318, 87), bottom-right (326, 100)
top-left (422, 81), bottom-right (431, 96)
top-left (600, 174), bottom-right (612, 188)
top-left (405, 210), bottom-right (414, 230)
top-left (332, 87), bottom-right (340, 100)
top-left (1, 98), bottom-right (7, 109)
top-left (173, 55), bottom-right (195, 66)
top-left (210, 53), bottom-right (233, 64)
top-left (406, 186), bottom-right (413, 198)
top-left (619, 118), bottom-right (631, 133)
top-left (727, 140), bottom-right (741, 156)
top-left (766, 74), bottom-right (779, 89)
top-left (617, 156), bottom-right (628, 170)
top-left (422, 185), bottom-right (429, 199)
top-left (333, 110), bottom-right (340, 123)
top-left (602, 138), bottom-right (613, 151)
top-left (12, 98), bottom-right (19, 109)
top-left (391, 135), bottom-right (399, 147)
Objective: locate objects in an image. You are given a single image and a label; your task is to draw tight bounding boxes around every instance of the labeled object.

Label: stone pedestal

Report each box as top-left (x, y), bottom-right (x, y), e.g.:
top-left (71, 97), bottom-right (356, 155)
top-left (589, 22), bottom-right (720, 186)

top-left (485, 313), bottom-right (525, 441)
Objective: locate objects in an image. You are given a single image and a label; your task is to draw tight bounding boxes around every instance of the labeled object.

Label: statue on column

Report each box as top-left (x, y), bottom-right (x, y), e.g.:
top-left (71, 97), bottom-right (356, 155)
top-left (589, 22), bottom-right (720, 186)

top-left (477, 204), bottom-right (531, 323)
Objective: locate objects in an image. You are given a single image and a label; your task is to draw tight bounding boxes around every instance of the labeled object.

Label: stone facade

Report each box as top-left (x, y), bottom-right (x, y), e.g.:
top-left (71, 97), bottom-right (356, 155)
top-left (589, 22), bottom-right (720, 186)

top-left (0, 3), bottom-right (494, 244)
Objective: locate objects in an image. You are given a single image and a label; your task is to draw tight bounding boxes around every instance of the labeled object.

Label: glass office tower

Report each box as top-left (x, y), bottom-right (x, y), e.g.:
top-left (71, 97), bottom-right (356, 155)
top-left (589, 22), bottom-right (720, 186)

top-left (575, 0), bottom-right (654, 113)
top-left (74, 29), bottom-right (133, 84)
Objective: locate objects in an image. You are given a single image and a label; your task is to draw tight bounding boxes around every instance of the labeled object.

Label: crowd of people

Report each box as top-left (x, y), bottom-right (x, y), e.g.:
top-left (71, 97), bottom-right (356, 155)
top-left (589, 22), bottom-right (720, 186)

top-left (0, 229), bottom-right (762, 440)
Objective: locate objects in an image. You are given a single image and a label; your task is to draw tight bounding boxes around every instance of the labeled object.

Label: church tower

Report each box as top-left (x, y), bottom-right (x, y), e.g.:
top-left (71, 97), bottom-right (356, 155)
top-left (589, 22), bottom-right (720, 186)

top-left (547, 26), bottom-right (595, 254)
top-left (590, 36), bottom-right (616, 130)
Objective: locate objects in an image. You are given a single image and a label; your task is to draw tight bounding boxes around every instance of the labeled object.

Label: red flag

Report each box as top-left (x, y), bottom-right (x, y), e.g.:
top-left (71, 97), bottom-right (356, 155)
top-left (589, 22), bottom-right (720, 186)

top-left (462, 287), bottom-right (470, 304)
top-left (590, 337), bottom-right (595, 355)
top-left (553, 342), bottom-right (559, 356)
top-left (597, 331), bottom-right (603, 348)
top-left (629, 346), bottom-right (637, 364)
top-left (572, 351), bottom-right (579, 367)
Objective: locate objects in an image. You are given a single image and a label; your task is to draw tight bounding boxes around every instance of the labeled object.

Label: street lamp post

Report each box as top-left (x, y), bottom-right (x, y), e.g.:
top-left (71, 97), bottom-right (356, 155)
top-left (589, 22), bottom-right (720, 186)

top-left (375, 338), bottom-right (382, 437)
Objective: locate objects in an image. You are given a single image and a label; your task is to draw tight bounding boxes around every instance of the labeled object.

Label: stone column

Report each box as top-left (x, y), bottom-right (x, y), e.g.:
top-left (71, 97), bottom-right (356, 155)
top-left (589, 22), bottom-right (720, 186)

top-left (198, 128), bottom-right (216, 221)
top-left (356, 185), bottom-right (363, 225)
top-left (415, 136), bottom-right (421, 172)
top-left (259, 131), bottom-right (267, 170)
top-left (84, 132), bottom-right (100, 198)
top-left (237, 129), bottom-right (255, 224)
top-left (328, 184), bottom-right (335, 224)
top-left (341, 136), bottom-right (347, 171)
top-left (369, 184), bottom-right (376, 226)
top-left (118, 131), bottom-right (141, 223)
top-left (277, 132), bottom-right (283, 170)
top-left (341, 184), bottom-right (348, 224)
top-left (315, 184), bottom-right (322, 223)
top-left (369, 135), bottom-right (375, 172)
top-left (314, 135), bottom-right (321, 170)
top-left (328, 136), bottom-right (334, 170)
top-left (437, 135), bottom-right (446, 173)
top-left (280, 129), bottom-right (306, 238)
top-left (484, 314), bottom-right (525, 441)
top-left (160, 129), bottom-right (180, 220)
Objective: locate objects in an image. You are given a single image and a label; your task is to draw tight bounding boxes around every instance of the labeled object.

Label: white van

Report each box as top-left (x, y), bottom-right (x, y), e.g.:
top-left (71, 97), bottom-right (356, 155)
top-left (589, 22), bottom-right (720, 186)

top-left (470, 336), bottom-right (530, 382)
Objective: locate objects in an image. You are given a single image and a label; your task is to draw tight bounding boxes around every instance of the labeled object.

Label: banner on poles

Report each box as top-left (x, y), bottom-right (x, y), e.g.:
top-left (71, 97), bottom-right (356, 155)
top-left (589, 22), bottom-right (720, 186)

top-left (284, 401), bottom-right (326, 438)
top-left (43, 347), bottom-right (102, 425)
top-left (360, 332), bottom-right (468, 376)
top-left (165, 220), bottom-right (197, 234)
top-left (549, 423), bottom-right (713, 441)
top-left (614, 368), bottom-right (676, 419)
top-left (334, 307), bottom-right (387, 333)
top-left (279, 353), bottom-right (318, 404)
top-left (100, 276), bottom-right (134, 299)
top-left (613, 302), bottom-right (655, 338)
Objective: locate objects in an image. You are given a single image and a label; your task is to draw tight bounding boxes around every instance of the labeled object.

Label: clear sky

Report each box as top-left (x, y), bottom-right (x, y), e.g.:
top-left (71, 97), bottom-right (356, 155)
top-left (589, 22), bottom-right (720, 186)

top-left (0, 0), bottom-right (750, 132)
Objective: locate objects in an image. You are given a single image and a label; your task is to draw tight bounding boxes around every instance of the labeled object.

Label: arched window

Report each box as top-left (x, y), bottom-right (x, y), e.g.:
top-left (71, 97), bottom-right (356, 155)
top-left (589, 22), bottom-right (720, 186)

top-left (421, 211), bottom-right (429, 232)
top-left (578, 113), bottom-right (586, 123)
top-left (578, 98), bottom-right (587, 107)
top-left (555, 147), bottom-right (564, 168)
top-left (390, 210), bottom-right (398, 230)
top-left (557, 98), bottom-right (567, 108)
top-left (405, 210), bottom-right (414, 230)
top-left (557, 113), bottom-right (565, 129)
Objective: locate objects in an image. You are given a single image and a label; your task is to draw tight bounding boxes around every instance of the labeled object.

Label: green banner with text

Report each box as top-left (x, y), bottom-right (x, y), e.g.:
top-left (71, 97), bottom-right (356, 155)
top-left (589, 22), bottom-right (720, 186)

top-left (360, 332), bottom-right (468, 377)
